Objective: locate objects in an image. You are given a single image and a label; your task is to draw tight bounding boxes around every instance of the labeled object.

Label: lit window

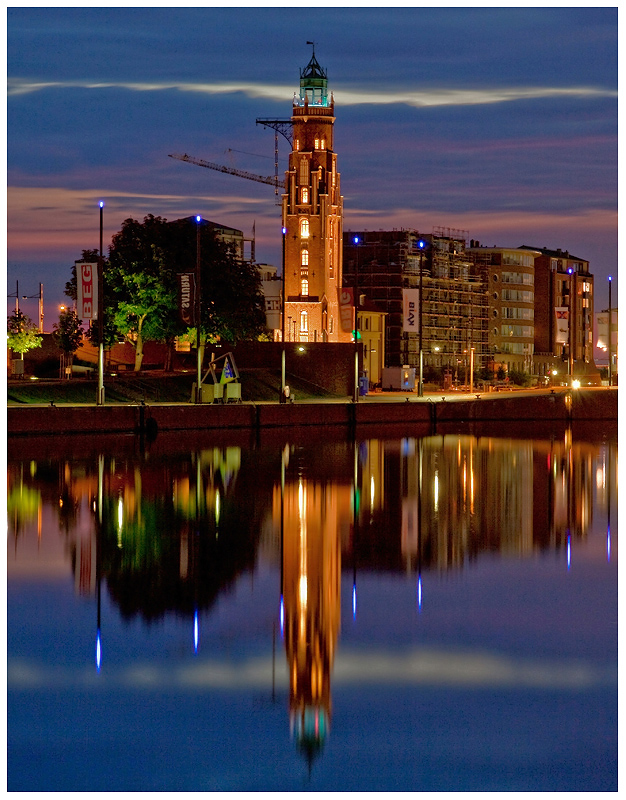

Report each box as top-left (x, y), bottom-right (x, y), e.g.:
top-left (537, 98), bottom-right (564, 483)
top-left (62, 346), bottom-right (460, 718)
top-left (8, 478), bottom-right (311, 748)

top-left (314, 138), bottom-right (320, 150)
top-left (301, 278), bottom-right (309, 296)
top-left (300, 311), bottom-right (308, 332)
top-left (320, 138), bottom-right (326, 150)
top-left (301, 249), bottom-right (309, 266)
top-left (301, 187), bottom-right (309, 204)
top-left (300, 219), bottom-right (309, 238)
top-left (295, 139), bottom-right (300, 151)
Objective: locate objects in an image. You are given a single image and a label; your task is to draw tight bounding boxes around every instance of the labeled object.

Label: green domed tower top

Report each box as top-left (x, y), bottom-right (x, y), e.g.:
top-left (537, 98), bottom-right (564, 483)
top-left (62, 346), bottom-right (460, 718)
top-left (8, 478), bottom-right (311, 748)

top-left (298, 44), bottom-right (329, 107)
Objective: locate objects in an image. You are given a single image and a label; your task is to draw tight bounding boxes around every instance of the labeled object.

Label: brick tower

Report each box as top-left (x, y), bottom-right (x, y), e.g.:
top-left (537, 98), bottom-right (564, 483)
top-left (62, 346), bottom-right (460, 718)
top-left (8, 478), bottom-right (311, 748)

top-left (282, 48), bottom-right (350, 343)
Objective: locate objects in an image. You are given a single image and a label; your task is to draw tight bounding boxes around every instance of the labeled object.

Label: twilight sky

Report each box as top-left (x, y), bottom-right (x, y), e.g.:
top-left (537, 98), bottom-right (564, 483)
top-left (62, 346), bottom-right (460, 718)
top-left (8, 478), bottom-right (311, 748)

top-left (7, 6), bottom-right (618, 325)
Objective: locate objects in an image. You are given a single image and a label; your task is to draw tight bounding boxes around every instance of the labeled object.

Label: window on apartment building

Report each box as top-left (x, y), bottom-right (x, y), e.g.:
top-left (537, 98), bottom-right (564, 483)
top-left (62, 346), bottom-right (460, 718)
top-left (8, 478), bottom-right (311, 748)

top-left (300, 219), bottom-right (309, 238)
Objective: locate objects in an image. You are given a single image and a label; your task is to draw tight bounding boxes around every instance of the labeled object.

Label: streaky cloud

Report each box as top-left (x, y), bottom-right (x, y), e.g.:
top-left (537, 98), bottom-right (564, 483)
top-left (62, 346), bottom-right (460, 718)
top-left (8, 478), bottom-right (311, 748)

top-left (7, 78), bottom-right (616, 107)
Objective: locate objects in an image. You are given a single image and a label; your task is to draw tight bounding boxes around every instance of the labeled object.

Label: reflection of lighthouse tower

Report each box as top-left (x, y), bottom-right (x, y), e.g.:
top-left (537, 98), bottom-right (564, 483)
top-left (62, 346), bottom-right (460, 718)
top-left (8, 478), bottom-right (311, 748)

top-left (282, 478), bottom-right (342, 764)
top-left (282, 46), bottom-right (350, 343)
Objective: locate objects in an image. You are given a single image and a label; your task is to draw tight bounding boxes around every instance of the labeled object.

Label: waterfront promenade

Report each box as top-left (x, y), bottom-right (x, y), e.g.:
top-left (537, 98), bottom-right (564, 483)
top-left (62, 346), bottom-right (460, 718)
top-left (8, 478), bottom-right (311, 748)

top-left (7, 387), bottom-right (618, 437)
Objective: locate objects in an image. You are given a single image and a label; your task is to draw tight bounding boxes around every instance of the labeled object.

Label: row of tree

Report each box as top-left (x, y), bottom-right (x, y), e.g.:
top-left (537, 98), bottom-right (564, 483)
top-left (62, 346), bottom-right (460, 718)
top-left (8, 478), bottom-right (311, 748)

top-left (7, 214), bottom-right (269, 374)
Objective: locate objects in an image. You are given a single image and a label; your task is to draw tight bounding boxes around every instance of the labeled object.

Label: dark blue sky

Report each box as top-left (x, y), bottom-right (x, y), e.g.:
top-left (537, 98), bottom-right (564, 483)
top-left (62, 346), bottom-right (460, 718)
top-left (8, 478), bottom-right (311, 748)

top-left (7, 7), bottom-right (617, 321)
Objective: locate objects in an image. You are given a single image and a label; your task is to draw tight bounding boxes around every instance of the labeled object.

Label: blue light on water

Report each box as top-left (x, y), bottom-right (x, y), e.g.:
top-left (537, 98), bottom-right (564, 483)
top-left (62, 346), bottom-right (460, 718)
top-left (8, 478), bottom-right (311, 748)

top-left (279, 596), bottom-right (284, 637)
top-left (193, 610), bottom-right (199, 654)
top-left (96, 629), bottom-right (101, 672)
top-left (417, 576), bottom-right (422, 612)
top-left (567, 534), bottom-right (571, 570)
top-left (607, 528), bottom-right (611, 562)
top-left (352, 584), bottom-right (357, 620)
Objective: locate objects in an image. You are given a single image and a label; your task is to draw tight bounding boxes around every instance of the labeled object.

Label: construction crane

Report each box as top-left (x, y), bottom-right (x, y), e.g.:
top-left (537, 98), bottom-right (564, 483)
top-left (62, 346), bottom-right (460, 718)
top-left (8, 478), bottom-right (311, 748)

top-left (169, 152), bottom-right (282, 190)
top-left (170, 118), bottom-right (292, 196)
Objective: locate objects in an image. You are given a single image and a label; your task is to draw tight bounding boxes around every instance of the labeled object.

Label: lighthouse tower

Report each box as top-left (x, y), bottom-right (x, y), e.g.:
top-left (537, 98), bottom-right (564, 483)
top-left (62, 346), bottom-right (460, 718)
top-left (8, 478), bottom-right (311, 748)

top-left (282, 49), bottom-right (350, 343)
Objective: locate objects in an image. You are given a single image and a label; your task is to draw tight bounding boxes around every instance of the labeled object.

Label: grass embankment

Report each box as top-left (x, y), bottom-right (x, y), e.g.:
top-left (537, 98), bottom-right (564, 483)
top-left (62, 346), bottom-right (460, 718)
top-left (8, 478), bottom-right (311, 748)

top-left (7, 369), bottom-right (340, 405)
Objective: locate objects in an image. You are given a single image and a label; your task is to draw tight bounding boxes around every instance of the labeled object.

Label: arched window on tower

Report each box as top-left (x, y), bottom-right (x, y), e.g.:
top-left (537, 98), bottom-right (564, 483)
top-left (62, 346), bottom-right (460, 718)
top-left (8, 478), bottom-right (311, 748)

top-left (300, 219), bottom-right (309, 239)
top-left (301, 249), bottom-right (309, 266)
top-left (299, 158), bottom-right (309, 185)
top-left (301, 276), bottom-right (309, 296)
top-left (301, 187), bottom-right (309, 204)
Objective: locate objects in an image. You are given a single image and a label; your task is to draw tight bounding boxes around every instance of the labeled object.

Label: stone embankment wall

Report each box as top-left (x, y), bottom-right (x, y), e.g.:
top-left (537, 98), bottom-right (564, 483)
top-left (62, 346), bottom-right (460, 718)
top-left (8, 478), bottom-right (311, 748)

top-left (7, 389), bottom-right (617, 437)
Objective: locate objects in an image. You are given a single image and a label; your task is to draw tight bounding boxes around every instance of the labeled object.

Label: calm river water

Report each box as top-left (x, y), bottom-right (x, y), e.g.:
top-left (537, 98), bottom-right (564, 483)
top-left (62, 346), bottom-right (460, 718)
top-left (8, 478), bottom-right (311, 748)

top-left (7, 421), bottom-right (617, 792)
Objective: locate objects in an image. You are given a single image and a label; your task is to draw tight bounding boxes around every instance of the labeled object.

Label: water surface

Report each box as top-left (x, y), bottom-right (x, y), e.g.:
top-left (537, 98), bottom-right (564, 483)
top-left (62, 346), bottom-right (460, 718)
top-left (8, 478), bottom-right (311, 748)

top-left (7, 423), bottom-right (617, 791)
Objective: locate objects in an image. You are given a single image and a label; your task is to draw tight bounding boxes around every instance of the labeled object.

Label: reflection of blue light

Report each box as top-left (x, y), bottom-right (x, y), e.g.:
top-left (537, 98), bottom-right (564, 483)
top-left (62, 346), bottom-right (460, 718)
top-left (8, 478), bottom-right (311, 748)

top-left (280, 596), bottom-right (284, 637)
top-left (352, 584), bottom-right (357, 620)
top-left (607, 528), bottom-right (611, 562)
top-left (194, 610), bottom-right (199, 654)
top-left (567, 534), bottom-right (571, 570)
top-left (96, 629), bottom-right (101, 672)
top-left (417, 576), bottom-right (422, 612)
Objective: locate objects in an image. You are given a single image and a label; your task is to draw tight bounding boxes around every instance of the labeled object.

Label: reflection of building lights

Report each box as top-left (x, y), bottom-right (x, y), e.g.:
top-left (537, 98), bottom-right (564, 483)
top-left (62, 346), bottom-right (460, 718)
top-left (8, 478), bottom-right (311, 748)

top-left (370, 476), bottom-right (375, 510)
top-left (433, 472), bottom-right (439, 511)
top-left (194, 610), bottom-right (199, 654)
top-left (117, 496), bottom-right (123, 548)
top-left (96, 629), bottom-right (101, 672)
top-left (299, 575), bottom-right (308, 606)
top-left (215, 490), bottom-right (221, 524)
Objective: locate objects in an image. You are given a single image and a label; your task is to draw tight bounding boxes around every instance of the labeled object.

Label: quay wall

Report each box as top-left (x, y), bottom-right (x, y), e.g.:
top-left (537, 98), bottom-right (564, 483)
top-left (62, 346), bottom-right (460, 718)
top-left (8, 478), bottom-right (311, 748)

top-left (7, 389), bottom-right (617, 437)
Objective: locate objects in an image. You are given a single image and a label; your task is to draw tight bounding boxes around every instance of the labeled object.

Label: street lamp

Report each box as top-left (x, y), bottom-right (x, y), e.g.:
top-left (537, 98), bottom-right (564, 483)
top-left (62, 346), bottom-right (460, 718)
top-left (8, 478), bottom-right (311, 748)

top-left (567, 267), bottom-right (574, 382)
top-left (417, 238), bottom-right (427, 396)
top-left (281, 226), bottom-right (287, 402)
top-left (195, 215), bottom-right (203, 404)
top-left (353, 236), bottom-right (360, 403)
top-left (608, 275), bottom-right (613, 386)
top-left (97, 201), bottom-right (105, 406)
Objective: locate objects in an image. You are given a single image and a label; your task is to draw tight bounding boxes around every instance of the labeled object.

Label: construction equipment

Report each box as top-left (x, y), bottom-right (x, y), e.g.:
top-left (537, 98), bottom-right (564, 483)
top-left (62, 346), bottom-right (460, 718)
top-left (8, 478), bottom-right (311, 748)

top-left (169, 153), bottom-right (282, 190)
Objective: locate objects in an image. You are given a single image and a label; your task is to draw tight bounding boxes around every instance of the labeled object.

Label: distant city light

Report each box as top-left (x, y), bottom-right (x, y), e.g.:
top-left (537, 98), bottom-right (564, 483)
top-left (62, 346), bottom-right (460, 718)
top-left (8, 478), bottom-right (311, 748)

top-left (196, 215), bottom-right (201, 223)
top-left (282, 227), bottom-right (287, 235)
top-left (353, 236), bottom-right (359, 244)
top-left (99, 201), bottom-right (104, 208)
top-left (418, 239), bottom-right (426, 249)
top-left (572, 379), bottom-right (581, 389)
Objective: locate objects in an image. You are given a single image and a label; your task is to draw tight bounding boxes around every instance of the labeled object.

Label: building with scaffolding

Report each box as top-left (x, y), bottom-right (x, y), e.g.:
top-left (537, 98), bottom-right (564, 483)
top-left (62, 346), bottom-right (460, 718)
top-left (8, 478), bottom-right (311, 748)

top-left (343, 228), bottom-right (489, 385)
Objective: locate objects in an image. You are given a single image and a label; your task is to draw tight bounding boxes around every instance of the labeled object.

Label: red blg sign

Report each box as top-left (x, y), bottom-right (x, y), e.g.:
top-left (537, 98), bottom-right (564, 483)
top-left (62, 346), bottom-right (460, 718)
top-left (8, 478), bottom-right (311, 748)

top-left (76, 262), bottom-right (98, 320)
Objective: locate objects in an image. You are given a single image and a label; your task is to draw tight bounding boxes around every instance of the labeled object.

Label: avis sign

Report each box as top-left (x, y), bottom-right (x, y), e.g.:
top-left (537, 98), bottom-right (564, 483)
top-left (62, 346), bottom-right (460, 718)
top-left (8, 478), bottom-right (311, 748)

top-left (76, 262), bottom-right (98, 320)
top-left (338, 287), bottom-right (354, 332)
top-left (402, 289), bottom-right (419, 333)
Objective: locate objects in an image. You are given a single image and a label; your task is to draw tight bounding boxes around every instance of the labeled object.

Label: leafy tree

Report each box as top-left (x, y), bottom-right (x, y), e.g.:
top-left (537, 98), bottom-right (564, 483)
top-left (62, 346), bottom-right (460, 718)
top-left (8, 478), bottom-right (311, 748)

top-left (7, 310), bottom-right (42, 357)
top-left (53, 308), bottom-right (84, 379)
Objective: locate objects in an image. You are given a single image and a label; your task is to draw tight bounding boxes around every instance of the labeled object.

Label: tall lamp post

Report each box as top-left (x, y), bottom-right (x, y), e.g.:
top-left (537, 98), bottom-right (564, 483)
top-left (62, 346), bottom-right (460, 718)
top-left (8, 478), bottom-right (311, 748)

top-left (567, 267), bottom-right (574, 382)
top-left (353, 236), bottom-right (360, 403)
top-left (195, 215), bottom-right (203, 404)
top-left (417, 239), bottom-right (427, 397)
top-left (281, 226), bottom-right (287, 402)
top-left (608, 275), bottom-right (613, 386)
top-left (97, 201), bottom-right (105, 406)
